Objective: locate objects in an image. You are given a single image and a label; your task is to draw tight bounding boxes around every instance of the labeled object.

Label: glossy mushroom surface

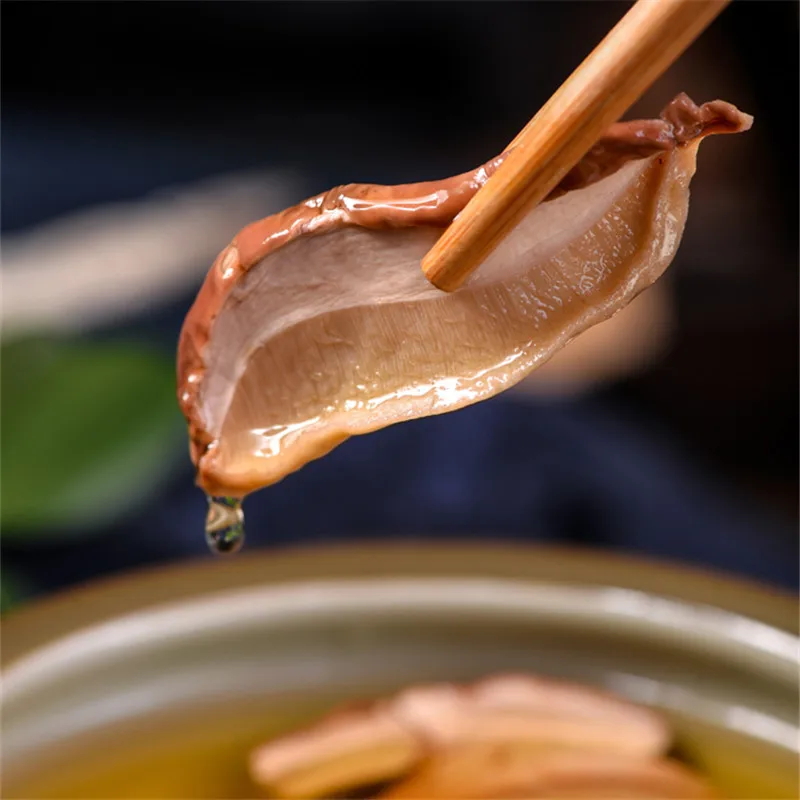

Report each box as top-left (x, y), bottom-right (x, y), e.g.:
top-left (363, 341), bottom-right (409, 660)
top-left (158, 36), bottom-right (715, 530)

top-left (177, 95), bottom-right (751, 496)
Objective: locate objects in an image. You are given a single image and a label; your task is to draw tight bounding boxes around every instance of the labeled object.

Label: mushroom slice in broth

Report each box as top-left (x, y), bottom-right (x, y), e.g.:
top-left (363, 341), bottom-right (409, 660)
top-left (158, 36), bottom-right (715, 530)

top-left (177, 95), bottom-right (751, 496)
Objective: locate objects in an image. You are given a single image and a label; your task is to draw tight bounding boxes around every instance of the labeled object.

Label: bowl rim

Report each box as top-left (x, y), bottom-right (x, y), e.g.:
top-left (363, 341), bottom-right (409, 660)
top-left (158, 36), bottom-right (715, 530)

top-left (3, 540), bottom-right (797, 668)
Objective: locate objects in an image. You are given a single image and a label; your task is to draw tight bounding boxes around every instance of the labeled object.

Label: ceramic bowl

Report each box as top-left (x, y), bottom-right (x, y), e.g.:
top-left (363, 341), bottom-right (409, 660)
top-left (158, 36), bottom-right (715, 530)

top-left (2, 544), bottom-right (797, 798)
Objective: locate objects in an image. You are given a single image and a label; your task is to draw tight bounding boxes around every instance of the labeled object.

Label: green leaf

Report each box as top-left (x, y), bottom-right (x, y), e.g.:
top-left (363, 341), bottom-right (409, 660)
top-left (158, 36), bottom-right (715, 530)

top-left (1, 569), bottom-right (27, 614)
top-left (1, 337), bottom-right (186, 537)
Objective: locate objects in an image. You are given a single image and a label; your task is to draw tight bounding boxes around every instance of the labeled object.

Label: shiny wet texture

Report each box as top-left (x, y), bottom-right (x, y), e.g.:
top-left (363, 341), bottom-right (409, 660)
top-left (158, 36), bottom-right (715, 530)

top-left (212, 161), bottom-right (662, 493)
top-left (204, 496), bottom-right (245, 554)
top-left (176, 96), bottom-right (752, 497)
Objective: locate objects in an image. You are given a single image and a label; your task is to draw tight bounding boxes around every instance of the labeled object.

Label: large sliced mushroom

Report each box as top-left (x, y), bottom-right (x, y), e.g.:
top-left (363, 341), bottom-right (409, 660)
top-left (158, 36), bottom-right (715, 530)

top-left (177, 94), bottom-right (751, 497)
top-left (248, 675), bottom-right (670, 799)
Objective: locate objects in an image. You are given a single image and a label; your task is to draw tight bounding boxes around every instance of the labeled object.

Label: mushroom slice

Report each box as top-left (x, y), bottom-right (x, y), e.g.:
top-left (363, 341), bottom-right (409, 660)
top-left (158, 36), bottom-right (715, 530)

top-left (379, 748), bottom-right (719, 799)
top-left (391, 674), bottom-right (669, 756)
top-left (177, 94), bottom-right (751, 496)
top-left (248, 675), bottom-right (670, 798)
top-left (248, 705), bottom-right (421, 800)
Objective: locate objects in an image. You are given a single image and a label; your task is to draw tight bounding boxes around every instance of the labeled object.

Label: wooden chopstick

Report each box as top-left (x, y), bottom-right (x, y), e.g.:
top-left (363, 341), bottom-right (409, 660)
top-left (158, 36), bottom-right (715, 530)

top-left (421, 0), bottom-right (730, 293)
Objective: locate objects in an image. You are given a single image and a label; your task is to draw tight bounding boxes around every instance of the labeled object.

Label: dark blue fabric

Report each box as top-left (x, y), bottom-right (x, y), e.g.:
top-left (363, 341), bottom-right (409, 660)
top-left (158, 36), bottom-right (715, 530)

top-left (5, 392), bottom-right (797, 596)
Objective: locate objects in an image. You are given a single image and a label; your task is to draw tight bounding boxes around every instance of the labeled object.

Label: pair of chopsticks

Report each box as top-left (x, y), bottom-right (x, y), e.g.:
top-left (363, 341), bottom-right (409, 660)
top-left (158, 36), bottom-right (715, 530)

top-left (421, 0), bottom-right (730, 293)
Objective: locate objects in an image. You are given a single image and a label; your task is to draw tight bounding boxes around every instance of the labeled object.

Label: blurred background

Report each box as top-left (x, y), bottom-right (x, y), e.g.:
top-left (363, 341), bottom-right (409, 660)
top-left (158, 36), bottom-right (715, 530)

top-left (1, 0), bottom-right (797, 611)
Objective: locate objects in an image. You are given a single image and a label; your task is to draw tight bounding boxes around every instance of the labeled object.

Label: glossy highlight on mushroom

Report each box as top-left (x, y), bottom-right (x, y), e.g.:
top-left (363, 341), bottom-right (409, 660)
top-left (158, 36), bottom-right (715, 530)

top-left (177, 94), bottom-right (751, 497)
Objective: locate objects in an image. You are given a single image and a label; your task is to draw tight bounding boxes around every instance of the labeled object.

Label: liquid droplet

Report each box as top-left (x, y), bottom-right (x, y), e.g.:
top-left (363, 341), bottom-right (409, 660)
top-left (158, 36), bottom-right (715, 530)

top-left (205, 496), bottom-right (245, 555)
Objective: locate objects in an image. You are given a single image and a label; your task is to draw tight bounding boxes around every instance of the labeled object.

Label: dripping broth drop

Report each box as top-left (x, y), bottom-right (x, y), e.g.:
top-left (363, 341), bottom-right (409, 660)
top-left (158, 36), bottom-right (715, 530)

top-left (205, 496), bottom-right (245, 554)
